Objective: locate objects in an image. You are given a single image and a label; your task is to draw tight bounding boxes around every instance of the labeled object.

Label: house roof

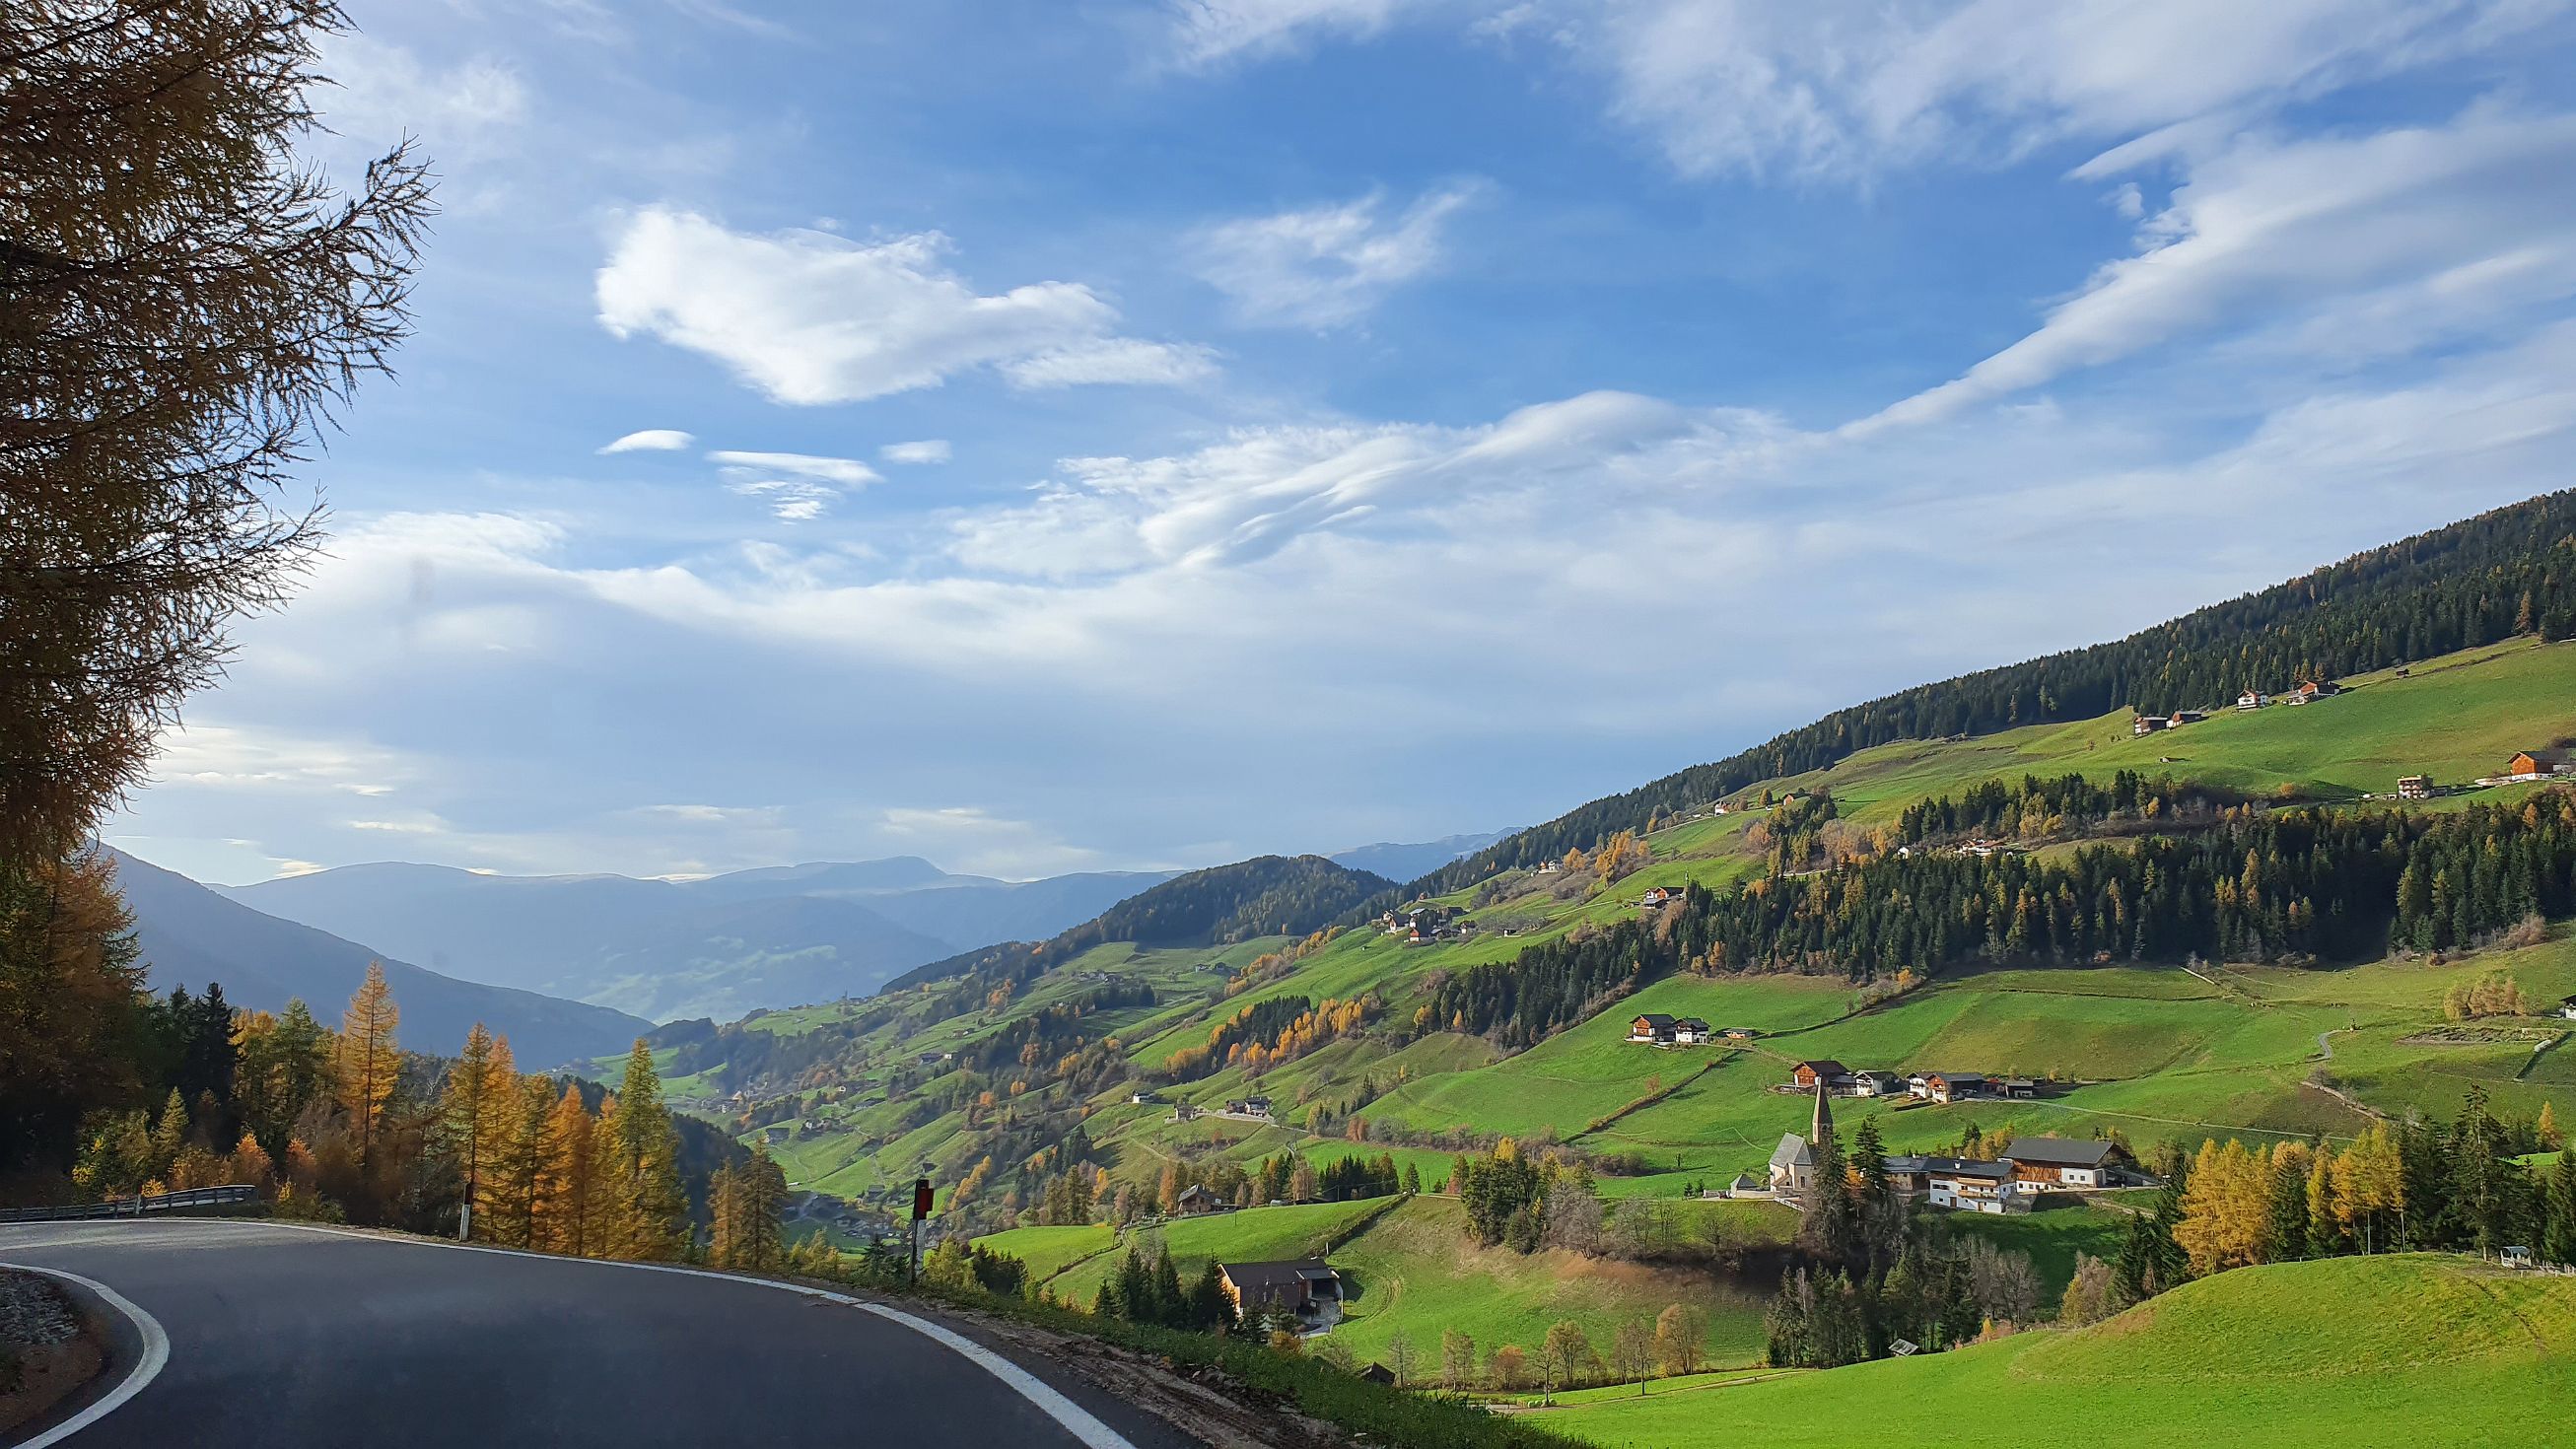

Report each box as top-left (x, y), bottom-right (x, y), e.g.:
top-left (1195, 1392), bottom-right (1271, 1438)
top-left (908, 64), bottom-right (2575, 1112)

top-left (2003, 1137), bottom-right (2117, 1167)
top-left (1674, 1017), bottom-right (1710, 1031)
top-left (1730, 1173), bottom-right (1760, 1189)
top-left (1221, 1259), bottom-right (1337, 1290)
top-left (1633, 1013), bottom-right (1677, 1028)
top-left (1793, 1059), bottom-right (1849, 1076)
top-left (2519, 748), bottom-right (2572, 765)
top-left (1879, 1155), bottom-right (1931, 1173)
top-left (1769, 1133), bottom-right (1813, 1170)
top-left (1921, 1157), bottom-right (2012, 1181)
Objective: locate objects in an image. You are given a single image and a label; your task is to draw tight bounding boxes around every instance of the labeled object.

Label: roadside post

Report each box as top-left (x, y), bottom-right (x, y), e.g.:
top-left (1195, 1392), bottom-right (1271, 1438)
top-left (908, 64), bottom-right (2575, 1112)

top-left (909, 1176), bottom-right (932, 1286)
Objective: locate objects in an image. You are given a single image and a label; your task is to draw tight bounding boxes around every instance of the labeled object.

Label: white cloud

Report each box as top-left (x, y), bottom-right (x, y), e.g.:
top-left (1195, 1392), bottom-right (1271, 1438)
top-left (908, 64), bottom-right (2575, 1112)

top-left (881, 440), bottom-right (953, 465)
top-left (1165, 0), bottom-right (1415, 67)
top-left (311, 34), bottom-right (527, 168)
top-left (594, 207), bottom-right (1214, 404)
top-left (1858, 109), bottom-right (2576, 432)
top-left (1195, 183), bottom-right (1485, 327)
top-left (705, 450), bottom-right (881, 487)
top-left (599, 429), bottom-right (695, 453)
top-left (706, 450), bottom-right (881, 520)
top-left (1502, 0), bottom-right (2565, 182)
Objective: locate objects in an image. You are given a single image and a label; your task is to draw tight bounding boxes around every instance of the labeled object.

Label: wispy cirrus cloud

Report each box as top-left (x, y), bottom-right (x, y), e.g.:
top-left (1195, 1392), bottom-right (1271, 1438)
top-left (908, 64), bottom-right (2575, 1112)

top-left (1860, 108), bottom-right (2576, 432)
top-left (1194, 182), bottom-right (1486, 327)
top-left (599, 428), bottom-right (695, 453)
top-left (594, 207), bottom-right (1216, 404)
top-left (880, 440), bottom-right (952, 465)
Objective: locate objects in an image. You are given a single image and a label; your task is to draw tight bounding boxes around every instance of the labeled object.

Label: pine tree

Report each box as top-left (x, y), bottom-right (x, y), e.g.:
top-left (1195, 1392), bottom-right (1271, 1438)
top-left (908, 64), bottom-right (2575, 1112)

top-left (442, 1024), bottom-right (498, 1239)
top-left (334, 963), bottom-right (400, 1164)
top-left (490, 1070), bottom-right (550, 1248)
top-left (534, 1083), bottom-right (596, 1256)
top-left (147, 1087), bottom-right (188, 1178)
top-left (604, 1041), bottom-right (686, 1261)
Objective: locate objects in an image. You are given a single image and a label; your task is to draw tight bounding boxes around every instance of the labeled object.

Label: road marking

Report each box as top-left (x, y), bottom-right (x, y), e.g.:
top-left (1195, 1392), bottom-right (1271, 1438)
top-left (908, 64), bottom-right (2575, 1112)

top-left (226, 1220), bottom-right (1140, 1449)
top-left (0, 1261), bottom-right (171, 1449)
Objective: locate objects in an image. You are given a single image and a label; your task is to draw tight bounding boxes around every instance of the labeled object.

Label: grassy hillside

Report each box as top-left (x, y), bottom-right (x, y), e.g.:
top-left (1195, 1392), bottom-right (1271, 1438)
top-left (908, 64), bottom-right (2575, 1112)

top-left (714, 637), bottom-right (2576, 1231)
top-left (1537, 1255), bottom-right (2576, 1449)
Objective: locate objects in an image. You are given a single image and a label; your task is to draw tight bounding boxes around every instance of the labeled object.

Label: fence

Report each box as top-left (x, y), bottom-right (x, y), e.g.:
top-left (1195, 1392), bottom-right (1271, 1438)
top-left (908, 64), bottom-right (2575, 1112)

top-left (0, 1184), bottom-right (256, 1223)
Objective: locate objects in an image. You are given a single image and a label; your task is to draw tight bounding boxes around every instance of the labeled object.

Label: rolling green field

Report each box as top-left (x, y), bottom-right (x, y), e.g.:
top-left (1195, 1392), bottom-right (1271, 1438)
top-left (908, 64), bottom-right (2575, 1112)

top-left (1321, 1196), bottom-right (1775, 1369)
top-left (1538, 1255), bottom-right (2576, 1449)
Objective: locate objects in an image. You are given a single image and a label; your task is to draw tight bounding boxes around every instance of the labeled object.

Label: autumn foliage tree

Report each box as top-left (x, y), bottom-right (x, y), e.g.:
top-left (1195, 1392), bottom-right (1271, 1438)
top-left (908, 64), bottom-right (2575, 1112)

top-left (0, 1), bottom-right (432, 860)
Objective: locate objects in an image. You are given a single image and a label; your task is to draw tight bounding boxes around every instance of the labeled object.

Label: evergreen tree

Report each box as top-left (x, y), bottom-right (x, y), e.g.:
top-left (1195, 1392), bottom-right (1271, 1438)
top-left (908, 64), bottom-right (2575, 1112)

top-left (334, 963), bottom-right (400, 1165)
top-left (605, 1040), bottom-right (686, 1261)
top-left (441, 1024), bottom-right (498, 1239)
top-left (534, 1083), bottom-right (597, 1256)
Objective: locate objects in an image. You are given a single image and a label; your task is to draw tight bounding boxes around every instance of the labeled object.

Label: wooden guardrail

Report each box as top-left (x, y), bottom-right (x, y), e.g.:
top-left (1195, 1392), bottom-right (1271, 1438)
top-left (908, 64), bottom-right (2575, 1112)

top-left (0, 1183), bottom-right (256, 1223)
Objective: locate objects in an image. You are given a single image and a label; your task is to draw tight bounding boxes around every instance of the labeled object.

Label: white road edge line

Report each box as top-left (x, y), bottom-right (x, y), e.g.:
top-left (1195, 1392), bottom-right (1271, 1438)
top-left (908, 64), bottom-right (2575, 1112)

top-left (0, 1261), bottom-right (171, 1449)
top-left (237, 1220), bottom-right (1139, 1449)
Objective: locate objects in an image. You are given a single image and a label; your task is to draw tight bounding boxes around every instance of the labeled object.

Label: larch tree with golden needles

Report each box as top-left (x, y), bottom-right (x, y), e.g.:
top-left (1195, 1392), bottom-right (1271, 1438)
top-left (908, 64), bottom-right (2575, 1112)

top-left (333, 963), bottom-right (400, 1165)
top-left (472, 1036), bottom-right (522, 1240)
top-left (441, 1024), bottom-right (499, 1239)
top-left (0, 1), bottom-right (432, 862)
top-left (492, 1074), bottom-right (552, 1250)
top-left (532, 1083), bottom-right (596, 1256)
top-left (604, 1041), bottom-right (686, 1262)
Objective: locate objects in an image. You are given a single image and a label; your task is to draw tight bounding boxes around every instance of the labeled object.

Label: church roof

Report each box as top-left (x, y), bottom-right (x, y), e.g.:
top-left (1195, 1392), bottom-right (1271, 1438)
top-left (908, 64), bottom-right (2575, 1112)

top-left (1769, 1133), bottom-right (1813, 1170)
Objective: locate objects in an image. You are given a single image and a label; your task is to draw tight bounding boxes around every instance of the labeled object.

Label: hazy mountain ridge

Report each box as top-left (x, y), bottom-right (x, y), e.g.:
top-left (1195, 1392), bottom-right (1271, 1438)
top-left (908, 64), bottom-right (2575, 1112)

top-left (110, 850), bottom-right (651, 1070)
top-left (217, 838), bottom-right (1472, 1023)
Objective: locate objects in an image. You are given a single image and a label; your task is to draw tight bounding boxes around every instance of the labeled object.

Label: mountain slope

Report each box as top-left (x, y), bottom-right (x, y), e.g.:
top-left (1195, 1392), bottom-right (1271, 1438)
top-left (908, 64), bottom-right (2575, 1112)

top-left (1418, 486), bottom-right (2576, 893)
top-left (879, 853), bottom-right (1396, 996)
top-left (111, 851), bottom-right (651, 1069)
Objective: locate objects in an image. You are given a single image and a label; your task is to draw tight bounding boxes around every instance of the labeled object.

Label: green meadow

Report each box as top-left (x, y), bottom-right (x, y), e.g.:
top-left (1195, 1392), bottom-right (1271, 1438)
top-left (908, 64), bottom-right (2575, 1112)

top-left (1538, 1255), bottom-right (2576, 1449)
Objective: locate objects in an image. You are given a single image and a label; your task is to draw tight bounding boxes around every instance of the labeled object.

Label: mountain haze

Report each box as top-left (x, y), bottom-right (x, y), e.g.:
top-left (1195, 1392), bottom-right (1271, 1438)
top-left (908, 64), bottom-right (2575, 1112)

top-left (222, 856), bottom-right (1182, 1021)
top-left (109, 851), bottom-right (651, 1069)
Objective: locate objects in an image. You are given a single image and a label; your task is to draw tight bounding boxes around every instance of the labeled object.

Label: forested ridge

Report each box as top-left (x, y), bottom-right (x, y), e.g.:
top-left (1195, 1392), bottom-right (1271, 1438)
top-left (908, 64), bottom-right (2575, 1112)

top-left (1424, 787), bottom-right (2576, 1045)
top-left (881, 854), bottom-right (1391, 998)
top-left (1418, 488), bottom-right (2576, 891)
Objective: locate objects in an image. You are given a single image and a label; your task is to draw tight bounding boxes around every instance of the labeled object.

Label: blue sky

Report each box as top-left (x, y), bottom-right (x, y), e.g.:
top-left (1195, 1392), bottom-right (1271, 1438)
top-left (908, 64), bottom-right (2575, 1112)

top-left (109, 0), bottom-right (2576, 885)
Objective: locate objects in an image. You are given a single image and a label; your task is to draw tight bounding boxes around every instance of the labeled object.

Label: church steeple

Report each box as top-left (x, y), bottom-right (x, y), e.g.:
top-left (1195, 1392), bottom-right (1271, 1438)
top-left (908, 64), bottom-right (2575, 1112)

top-left (1811, 1076), bottom-right (1833, 1145)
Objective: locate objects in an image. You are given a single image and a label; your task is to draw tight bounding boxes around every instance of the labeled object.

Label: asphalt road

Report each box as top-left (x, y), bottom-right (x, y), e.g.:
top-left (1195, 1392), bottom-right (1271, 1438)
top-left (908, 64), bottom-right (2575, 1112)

top-left (0, 1219), bottom-right (1200, 1449)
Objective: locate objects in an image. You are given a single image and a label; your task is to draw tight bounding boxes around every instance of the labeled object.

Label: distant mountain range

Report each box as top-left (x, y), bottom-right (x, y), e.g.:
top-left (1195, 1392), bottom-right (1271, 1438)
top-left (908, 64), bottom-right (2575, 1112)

top-left (109, 850), bottom-right (651, 1070)
top-left (219, 859), bottom-right (1172, 1023)
top-left (209, 832), bottom-right (1506, 1025)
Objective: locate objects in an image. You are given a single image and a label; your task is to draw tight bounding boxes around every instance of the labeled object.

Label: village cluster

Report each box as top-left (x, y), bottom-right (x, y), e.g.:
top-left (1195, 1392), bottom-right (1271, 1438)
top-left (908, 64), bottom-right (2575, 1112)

top-left (1375, 901), bottom-right (1471, 945)
top-left (1749, 1077), bottom-right (2147, 1216)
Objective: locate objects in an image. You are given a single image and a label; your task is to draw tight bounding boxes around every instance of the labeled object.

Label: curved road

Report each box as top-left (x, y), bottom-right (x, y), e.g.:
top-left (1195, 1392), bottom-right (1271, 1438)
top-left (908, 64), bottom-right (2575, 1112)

top-left (1, 1219), bottom-right (1199, 1449)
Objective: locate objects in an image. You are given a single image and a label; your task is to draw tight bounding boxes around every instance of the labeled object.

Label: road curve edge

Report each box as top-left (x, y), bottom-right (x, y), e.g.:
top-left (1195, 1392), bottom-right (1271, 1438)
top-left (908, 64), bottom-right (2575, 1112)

top-left (0, 1261), bottom-right (171, 1449)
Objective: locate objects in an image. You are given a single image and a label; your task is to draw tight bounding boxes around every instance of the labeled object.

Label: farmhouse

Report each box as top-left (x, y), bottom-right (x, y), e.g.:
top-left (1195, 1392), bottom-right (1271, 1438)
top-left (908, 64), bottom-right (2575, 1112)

top-left (1718, 1026), bottom-right (1759, 1041)
top-left (2131, 714), bottom-right (2169, 736)
top-left (1173, 1184), bottom-right (1225, 1216)
top-left (2002, 1136), bottom-right (2132, 1189)
top-left (1847, 1070), bottom-right (1905, 1097)
top-left (2236, 690), bottom-right (2266, 711)
top-left (1630, 1013), bottom-right (1712, 1046)
top-left (1129, 1089), bottom-right (1163, 1105)
top-left (1224, 1096), bottom-right (1275, 1121)
top-left (2399, 774), bottom-right (2433, 800)
top-left (1909, 1071), bottom-right (1989, 1103)
top-left (2508, 749), bottom-right (2573, 780)
top-left (1168, 1103), bottom-right (1203, 1123)
top-left (2168, 710), bottom-right (2207, 726)
top-left (1218, 1260), bottom-right (1343, 1326)
top-left (1637, 885), bottom-right (1683, 909)
top-left (1790, 1060), bottom-right (1850, 1091)
top-left (1924, 1157), bottom-right (2028, 1214)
